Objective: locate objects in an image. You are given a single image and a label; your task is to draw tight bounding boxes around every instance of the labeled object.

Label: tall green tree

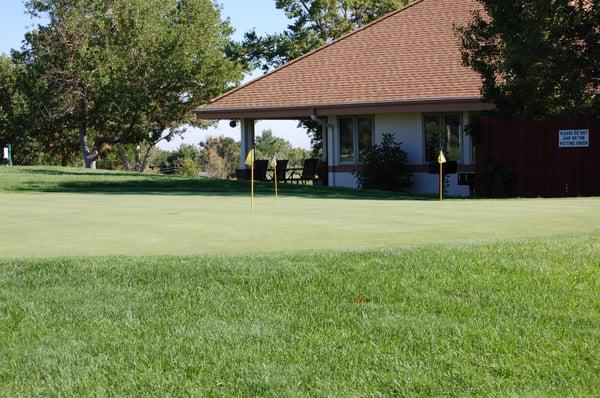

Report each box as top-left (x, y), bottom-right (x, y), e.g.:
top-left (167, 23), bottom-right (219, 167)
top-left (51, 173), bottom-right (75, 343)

top-left (199, 136), bottom-right (240, 178)
top-left (0, 56), bottom-right (27, 161)
top-left (458, 0), bottom-right (599, 117)
top-left (19, 0), bottom-right (243, 169)
top-left (1, 54), bottom-right (76, 165)
top-left (230, 0), bottom-right (409, 154)
top-left (93, 0), bottom-right (243, 172)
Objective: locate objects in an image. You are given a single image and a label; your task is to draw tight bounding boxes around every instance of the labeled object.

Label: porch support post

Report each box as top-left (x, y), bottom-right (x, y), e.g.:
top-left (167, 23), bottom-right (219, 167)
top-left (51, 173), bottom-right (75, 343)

top-left (462, 111), bottom-right (472, 165)
top-left (320, 119), bottom-right (328, 162)
top-left (240, 118), bottom-right (255, 169)
top-left (326, 115), bottom-right (336, 187)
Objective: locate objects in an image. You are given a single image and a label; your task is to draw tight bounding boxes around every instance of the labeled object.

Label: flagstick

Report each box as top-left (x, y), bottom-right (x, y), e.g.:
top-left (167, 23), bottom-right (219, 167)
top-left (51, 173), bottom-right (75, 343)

top-left (274, 162), bottom-right (279, 200)
top-left (439, 161), bottom-right (443, 202)
top-left (438, 149), bottom-right (446, 203)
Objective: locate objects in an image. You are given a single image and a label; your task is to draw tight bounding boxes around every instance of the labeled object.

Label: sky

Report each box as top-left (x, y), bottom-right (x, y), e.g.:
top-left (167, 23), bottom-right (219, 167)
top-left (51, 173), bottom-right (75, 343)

top-left (0, 0), bottom-right (311, 150)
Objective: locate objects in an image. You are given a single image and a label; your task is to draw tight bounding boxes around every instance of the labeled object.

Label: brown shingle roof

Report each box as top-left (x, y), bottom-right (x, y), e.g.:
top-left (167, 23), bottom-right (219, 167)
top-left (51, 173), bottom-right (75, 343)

top-left (196, 0), bottom-right (487, 119)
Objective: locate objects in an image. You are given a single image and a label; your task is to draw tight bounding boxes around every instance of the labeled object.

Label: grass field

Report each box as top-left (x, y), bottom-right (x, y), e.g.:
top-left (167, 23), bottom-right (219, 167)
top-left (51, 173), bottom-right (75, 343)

top-left (1, 167), bottom-right (599, 396)
top-left (1, 167), bottom-right (599, 258)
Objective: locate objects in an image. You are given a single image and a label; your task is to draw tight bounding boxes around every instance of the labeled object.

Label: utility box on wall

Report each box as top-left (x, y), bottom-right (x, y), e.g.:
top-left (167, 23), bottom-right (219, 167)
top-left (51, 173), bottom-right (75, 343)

top-left (475, 116), bottom-right (599, 197)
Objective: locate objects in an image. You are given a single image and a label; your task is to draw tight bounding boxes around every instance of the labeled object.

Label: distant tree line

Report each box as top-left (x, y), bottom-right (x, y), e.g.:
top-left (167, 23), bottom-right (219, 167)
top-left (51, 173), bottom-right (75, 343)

top-left (142, 130), bottom-right (308, 179)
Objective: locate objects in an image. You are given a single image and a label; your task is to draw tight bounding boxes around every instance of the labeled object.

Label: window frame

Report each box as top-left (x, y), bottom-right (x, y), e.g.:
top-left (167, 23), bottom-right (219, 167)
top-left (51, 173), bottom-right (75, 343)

top-left (422, 113), bottom-right (463, 164)
top-left (337, 115), bottom-right (374, 164)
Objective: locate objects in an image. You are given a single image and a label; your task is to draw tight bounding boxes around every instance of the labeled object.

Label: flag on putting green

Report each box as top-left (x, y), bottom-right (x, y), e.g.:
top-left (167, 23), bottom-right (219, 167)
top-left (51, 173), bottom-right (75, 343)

top-left (438, 150), bottom-right (447, 164)
top-left (245, 149), bottom-right (255, 166)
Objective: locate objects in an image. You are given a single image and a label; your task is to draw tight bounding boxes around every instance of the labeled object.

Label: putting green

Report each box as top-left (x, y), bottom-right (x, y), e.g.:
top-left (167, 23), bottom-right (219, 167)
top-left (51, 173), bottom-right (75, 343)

top-left (1, 189), bottom-right (599, 258)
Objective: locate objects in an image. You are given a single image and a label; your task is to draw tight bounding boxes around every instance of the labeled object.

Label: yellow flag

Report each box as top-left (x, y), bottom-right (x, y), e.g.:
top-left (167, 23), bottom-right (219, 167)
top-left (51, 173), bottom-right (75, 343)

top-left (438, 150), bottom-right (447, 164)
top-left (245, 149), bottom-right (255, 166)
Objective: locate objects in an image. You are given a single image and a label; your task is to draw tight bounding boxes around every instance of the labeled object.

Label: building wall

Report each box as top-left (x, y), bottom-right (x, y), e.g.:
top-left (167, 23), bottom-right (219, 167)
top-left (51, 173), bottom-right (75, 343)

top-left (476, 115), bottom-right (599, 197)
top-left (374, 113), bottom-right (425, 164)
top-left (327, 111), bottom-right (473, 197)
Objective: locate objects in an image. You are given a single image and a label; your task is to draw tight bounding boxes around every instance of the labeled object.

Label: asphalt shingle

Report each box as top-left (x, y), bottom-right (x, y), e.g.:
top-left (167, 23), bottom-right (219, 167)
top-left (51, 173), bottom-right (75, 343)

top-left (196, 0), bottom-right (485, 115)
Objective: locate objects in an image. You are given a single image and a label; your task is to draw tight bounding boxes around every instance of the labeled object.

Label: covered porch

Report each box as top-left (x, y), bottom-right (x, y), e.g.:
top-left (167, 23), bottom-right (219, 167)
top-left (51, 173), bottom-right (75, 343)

top-left (195, 96), bottom-right (492, 194)
top-left (234, 117), bottom-right (329, 186)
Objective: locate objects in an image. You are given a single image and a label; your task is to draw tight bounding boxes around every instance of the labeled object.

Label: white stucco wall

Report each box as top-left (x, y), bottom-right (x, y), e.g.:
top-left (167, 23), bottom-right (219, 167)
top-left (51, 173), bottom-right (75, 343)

top-left (326, 111), bottom-right (474, 197)
top-left (412, 172), bottom-right (471, 197)
top-left (332, 172), bottom-right (357, 188)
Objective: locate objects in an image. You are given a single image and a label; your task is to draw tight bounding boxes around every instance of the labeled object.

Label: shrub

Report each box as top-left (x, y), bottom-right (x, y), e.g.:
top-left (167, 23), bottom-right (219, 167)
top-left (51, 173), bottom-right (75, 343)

top-left (203, 147), bottom-right (230, 179)
top-left (177, 157), bottom-right (199, 177)
top-left (354, 133), bottom-right (412, 192)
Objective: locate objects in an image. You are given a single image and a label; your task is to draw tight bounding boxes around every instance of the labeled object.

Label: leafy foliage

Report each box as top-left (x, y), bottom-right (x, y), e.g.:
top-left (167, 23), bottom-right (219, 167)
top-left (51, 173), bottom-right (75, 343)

top-left (12, 0), bottom-right (243, 169)
top-left (199, 136), bottom-right (240, 178)
top-left (255, 129), bottom-right (308, 166)
top-left (354, 133), bottom-right (412, 192)
top-left (0, 55), bottom-right (75, 165)
top-left (458, 0), bottom-right (599, 117)
top-left (147, 144), bottom-right (201, 173)
top-left (177, 157), bottom-right (200, 178)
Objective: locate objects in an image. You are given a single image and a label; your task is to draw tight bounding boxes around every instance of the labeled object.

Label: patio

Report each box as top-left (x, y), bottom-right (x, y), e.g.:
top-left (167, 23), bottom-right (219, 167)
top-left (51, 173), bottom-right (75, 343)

top-left (235, 157), bottom-right (328, 185)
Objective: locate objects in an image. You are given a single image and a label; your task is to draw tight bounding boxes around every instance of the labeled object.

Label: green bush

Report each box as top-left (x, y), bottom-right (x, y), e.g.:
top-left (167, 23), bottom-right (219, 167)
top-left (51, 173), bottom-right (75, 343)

top-left (354, 133), bottom-right (412, 192)
top-left (177, 158), bottom-right (199, 177)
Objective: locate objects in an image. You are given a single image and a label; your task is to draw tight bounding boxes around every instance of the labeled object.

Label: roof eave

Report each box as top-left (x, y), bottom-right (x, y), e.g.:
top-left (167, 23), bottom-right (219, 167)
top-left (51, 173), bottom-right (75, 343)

top-left (194, 97), bottom-right (495, 120)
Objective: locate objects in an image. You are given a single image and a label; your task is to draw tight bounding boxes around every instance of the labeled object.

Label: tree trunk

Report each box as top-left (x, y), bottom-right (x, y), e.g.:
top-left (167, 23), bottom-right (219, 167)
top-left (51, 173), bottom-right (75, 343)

top-left (116, 144), bottom-right (131, 171)
top-left (133, 145), bottom-right (141, 172)
top-left (79, 124), bottom-right (95, 169)
top-left (139, 145), bottom-right (154, 173)
top-left (78, 102), bottom-right (96, 169)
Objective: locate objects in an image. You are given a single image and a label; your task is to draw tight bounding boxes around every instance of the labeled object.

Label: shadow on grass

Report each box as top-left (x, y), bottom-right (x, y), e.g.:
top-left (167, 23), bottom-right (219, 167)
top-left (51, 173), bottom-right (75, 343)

top-left (13, 178), bottom-right (435, 201)
top-left (11, 167), bottom-right (161, 179)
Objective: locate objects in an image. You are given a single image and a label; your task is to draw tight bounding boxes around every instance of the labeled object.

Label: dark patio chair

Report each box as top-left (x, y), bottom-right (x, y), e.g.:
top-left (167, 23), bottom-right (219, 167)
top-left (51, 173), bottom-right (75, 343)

top-left (236, 168), bottom-right (251, 180)
top-left (315, 160), bottom-right (329, 186)
top-left (253, 160), bottom-right (269, 181)
top-left (274, 160), bottom-right (289, 182)
top-left (289, 158), bottom-right (319, 185)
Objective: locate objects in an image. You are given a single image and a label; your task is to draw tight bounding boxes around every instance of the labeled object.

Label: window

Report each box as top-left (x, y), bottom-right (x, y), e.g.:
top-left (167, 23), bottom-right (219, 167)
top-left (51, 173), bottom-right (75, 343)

top-left (444, 114), bottom-right (461, 161)
top-left (424, 115), bottom-right (442, 163)
top-left (358, 117), bottom-right (373, 161)
top-left (339, 117), bottom-right (354, 163)
top-left (338, 116), bottom-right (373, 163)
top-left (424, 113), bottom-right (462, 163)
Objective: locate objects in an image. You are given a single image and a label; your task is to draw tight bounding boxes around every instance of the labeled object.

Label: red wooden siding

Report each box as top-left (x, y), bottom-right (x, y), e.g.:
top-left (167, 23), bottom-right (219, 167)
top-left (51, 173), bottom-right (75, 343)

top-left (475, 115), bottom-right (599, 197)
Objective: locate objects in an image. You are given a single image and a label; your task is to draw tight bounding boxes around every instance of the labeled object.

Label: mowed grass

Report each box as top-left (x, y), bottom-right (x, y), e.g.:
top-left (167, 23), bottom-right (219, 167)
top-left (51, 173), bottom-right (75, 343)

top-left (1, 238), bottom-right (599, 396)
top-left (1, 167), bottom-right (599, 258)
top-left (1, 167), bottom-right (599, 396)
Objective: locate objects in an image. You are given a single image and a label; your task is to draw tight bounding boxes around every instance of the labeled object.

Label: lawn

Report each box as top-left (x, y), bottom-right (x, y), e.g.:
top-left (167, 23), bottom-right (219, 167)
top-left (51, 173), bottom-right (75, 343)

top-left (0, 167), bottom-right (599, 396)
top-left (1, 167), bottom-right (599, 258)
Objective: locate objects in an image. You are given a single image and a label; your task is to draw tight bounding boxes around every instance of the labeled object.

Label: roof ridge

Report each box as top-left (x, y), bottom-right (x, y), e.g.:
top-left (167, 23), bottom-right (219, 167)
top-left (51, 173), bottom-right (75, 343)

top-left (204, 0), bottom-right (427, 108)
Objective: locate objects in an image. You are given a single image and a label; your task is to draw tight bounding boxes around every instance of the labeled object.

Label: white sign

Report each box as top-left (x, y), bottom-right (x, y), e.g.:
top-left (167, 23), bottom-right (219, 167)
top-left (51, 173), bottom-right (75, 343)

top-left (2, 147), bottom-right (8, 159)
top-left (559, 129), bottom-right (589, 148)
